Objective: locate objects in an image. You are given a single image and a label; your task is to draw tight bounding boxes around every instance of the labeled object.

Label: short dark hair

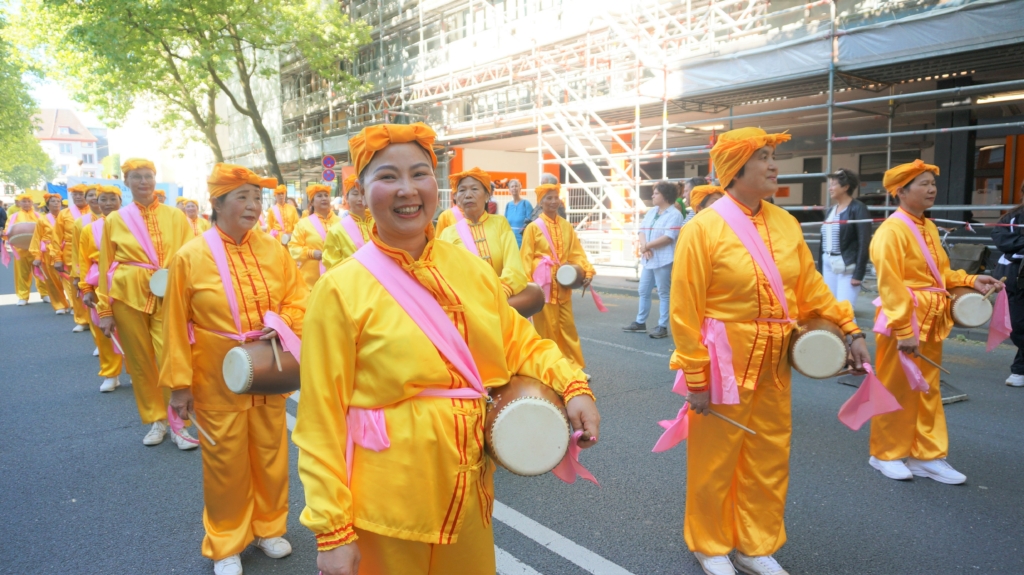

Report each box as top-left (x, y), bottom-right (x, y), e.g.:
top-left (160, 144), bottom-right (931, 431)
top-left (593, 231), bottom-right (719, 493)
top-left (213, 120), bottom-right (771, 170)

top-left (687, 177), bottom-right (705, 189)
top-left (829, 168), bottom-right (860, 196)
top-left (653, 181), bottom-right (679, 203)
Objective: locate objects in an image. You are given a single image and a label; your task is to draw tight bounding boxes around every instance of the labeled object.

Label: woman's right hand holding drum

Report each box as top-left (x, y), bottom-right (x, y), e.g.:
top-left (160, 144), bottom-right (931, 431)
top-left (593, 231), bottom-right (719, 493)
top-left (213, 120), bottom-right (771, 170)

top-left (317, 543), bottom-right (360, 575)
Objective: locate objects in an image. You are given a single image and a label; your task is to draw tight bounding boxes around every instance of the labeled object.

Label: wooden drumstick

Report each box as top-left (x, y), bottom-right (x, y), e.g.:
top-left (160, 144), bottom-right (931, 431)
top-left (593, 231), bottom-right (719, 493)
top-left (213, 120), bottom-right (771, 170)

top-left (709, 410), bottom-right (757, 435)
top-left (188, 410), bottom-right (216, 446)
top-left (913, 352), bottom-right (951, 375)
top-left (271, 337), bottom-right (283, 372)
top-left (983, 277), bottom-right (1007, 302)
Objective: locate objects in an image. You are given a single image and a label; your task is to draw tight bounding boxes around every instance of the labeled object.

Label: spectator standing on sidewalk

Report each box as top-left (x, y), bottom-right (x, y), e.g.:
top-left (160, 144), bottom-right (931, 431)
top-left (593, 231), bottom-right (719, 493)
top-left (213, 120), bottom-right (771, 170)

top-left (992, 186), bottom-right (1024, 387)
top-left (817, 168), bottom-right (870, 305)
top-left (624, 181), bottom-right (683, 339)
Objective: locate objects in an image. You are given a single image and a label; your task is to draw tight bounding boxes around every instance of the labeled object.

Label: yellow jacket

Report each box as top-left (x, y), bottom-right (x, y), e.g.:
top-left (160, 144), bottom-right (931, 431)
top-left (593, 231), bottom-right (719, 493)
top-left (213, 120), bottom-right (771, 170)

top-left (322, 212), bottom-right (373, 271)
top-left (294, 232), bottom-right (591, 550)
top-left (438, 212), bottom-right (527, 297)
top-left (159, 227), bottom-right (307, 411)
top-left (870, 208), bottom-right (976, 343)
top-left (187, 215), bottom-right (211, 237)
top-left (71, 211), bottom-right (99, 279)
top-left (435, 207), bottom-right (457, 235)
top-left (52, 206), bottom-right (86, 265)
top-left (29, 212), bottom-right (59, 263)
top-left (520, 214), bottom-right (595, 305)
top-left (289, 212), bottom-right (339, 288)
top-left (669, 196), bottom-right (860, 391)
top-left (78, 215), bottom-right (105, 293)
top-left (267, 202), bottom-right (300, 236)
top-left (97, 201), bottom-right (192, 317)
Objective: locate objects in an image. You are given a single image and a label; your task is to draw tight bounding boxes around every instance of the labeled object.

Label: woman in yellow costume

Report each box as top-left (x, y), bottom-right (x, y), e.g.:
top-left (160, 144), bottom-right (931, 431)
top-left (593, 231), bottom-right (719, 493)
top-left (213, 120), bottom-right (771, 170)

top-left (322, 174), bottom-right (373, 270)
top-left (79, 185), bottom-right (125, 392)
top-left (71, 186), bottom-right (101, 334)
top-left (2, 193), bottom-right (49, 306)
top-left (867, 161), bottom-right (1001, 485)
top-left (162, 164), bottom-right (306, 575)
top-left (663, 128), bottom-right (870, 575)
top-left (520, 183), bottom-right (595, 372)
top-left (293, 123), bottom-right (600, 575)
top-left (267, 185), bottom-right (299, 243)
top-left (97, 158), bottom-right (196, 449)
top-left (154, 189), bottom-right (167, 204)
top-left (688, 185), bottom-right (725, 213)
top-left (289, 184), bottom-right (339, 289)
top-left (29, 193), bottom-right (71, 314)
top-left (438, 167), bottom-right (527, 298)
top-left (184, 198), bottom-right (212, 237)
top-left (54, 183), bottom-right (94, 330)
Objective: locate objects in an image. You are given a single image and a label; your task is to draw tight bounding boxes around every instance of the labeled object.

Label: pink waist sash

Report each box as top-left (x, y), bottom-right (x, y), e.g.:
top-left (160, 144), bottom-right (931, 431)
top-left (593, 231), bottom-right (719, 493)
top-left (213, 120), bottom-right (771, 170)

top-left (872, 287), bottom-right (945, 393)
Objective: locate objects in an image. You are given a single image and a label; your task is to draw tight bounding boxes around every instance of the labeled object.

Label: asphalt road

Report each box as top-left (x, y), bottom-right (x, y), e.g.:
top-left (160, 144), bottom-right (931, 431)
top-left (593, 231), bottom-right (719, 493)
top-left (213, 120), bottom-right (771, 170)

top-left (3, 260), bottom-right (1024, 575)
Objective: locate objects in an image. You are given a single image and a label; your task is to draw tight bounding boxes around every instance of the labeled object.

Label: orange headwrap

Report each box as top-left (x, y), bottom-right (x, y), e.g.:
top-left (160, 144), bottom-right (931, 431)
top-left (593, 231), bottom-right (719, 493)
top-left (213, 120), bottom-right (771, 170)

top-left (154, 189), bottom-right (167, 199)
top-left (536, 183), bottom-right (561, 199)
top-left (206, 163), bottom-right (278, 199)
top-left (121, 158), bottom-right (156, 177)
top-left (68, 184), bottom-right (89, 194)
top-left (274, 185), bottom-right (288, 196)
top-left (349, 122), bottom-right (438, 177)
top-left (96, 185), bottom-right (122, 198)
top-left (690, 185), bottom-right (725, 212)
top-left (44, 193), bottom-right (63, 204)
top-left (343, 174), bottom-right (358, 194)
top-left (306, 184), bottom-right (331, 203)
top-left (175, 196), bottom-right (187, 205)
top-left (449, 167), bottom-right (492, 194)
top-left (710, 127), bottom-right (791, 190)
top-left (883, 160), bottom-right (940, 197)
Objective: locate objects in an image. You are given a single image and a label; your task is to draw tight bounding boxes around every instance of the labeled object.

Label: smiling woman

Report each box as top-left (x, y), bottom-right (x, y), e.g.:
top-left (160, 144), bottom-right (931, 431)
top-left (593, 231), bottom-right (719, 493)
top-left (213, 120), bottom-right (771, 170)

top-left (292, 123), bottom-right (600, 575)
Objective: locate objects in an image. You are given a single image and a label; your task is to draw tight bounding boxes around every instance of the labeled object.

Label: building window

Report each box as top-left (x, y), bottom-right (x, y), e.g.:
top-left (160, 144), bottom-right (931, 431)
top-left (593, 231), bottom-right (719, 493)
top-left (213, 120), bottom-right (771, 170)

top-left (83, 171), bottom-right (96, 178)
top-left (60, 165), bottom-right (69, 175)
top-left (58, 127), bottom-right (71, 135)
top-left (59, 143), bottom-right (73, 154)
top-left (82, 141), bottom-right (94, 148)
top-left (82, 154), bottom-right (95, 164)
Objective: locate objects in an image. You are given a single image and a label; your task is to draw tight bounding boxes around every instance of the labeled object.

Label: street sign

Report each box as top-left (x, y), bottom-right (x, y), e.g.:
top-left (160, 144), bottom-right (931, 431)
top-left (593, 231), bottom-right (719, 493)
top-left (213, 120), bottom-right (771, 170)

top-left (322, 155), bottom-right (336, 169)
top-left (322, 169), bottom-right (336, 182)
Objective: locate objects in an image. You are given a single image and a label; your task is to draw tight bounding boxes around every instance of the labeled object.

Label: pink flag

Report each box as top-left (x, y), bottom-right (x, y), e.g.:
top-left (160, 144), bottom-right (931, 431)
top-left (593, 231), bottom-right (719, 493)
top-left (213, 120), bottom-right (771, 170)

top-left (589, 287), bottom-right (608, 312)
top-left (552, 430), bottom-right (600, 486)
top-left (167, 406), bottom-right (200, 445)
top-left (986, 288), bottom-right (1011, 352)
top-left (837, 364), bottom-right (902, 431)
top-left (652, 403), bottom-right (690, 453)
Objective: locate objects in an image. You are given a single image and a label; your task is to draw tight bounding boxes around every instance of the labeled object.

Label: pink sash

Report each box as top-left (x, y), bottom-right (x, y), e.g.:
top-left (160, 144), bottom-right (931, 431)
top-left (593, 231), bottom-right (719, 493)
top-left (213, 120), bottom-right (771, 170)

top-left (308, 215), bottom-right (329, 275)
top-left (340, 215), bottom-right (366, 249)
top-left (452, 207), bottom-right (480, 257)
top-left (534, 217), bottom-right (606, 311)
top-left (70, 203), bottom-right (82, 219)
top-left (3, 212), bottom-right (24, 266)
top-left (85, 219), bottom-right (105, 287)
top-left (271, 205), bottom-right (284, 238)
top-left (106, 204), bottom-right (160, 294)
top-left (40, 213), bottom-right (57, 254)
top-left (196, 227), bottom-right (302, 358)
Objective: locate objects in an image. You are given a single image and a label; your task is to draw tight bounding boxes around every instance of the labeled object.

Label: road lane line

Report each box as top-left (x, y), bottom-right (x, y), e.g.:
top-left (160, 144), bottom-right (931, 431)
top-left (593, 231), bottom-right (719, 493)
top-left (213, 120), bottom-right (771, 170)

top-left (579, 336), bottom-right (670, 358)
top-left (492, 501), bottom-right (635, 575)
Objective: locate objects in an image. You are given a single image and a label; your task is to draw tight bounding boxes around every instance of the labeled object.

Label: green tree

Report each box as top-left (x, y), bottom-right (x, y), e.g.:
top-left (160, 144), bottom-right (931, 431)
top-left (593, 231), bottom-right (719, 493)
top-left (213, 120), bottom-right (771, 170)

top-left (0, 12), bottom-right (54, 189)
top-left (0, 133), bottom-right (56, 189)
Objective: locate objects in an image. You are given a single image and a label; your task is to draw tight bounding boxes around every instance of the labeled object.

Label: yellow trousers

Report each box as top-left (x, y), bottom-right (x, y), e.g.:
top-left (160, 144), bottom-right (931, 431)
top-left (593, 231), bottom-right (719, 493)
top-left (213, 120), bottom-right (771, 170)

top-left (532, 300), bottom-right (586, 370)
top-left (870, 335), bottom-right (948, 460)
top-left (112, 302), bottom-right (169, 424)
top-left (354, 480), bottom-right (495, 575)
top-left (196, 404), bottom-right (290, 561)
top-left (89, 311), bottom-right (123, 378)
top-left (685, 368), bottom-right (791, 556)
top-left (65, 276), bottom-right (90, 325)
top-left (11, 249), bottom-right (48, 301)
top-left (40, 263), bottom-right (69, 312)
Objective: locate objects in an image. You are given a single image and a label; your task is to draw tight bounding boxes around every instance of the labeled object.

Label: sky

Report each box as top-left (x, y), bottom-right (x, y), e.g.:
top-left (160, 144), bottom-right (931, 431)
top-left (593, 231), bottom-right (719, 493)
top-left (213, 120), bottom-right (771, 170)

top-left (29, 77), bottom-right (106, 128)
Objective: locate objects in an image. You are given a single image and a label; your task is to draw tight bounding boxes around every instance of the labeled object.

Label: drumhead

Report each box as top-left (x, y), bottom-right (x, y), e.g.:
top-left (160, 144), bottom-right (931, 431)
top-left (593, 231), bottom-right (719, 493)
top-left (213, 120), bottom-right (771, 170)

top-left (489, 397), bottom-right (570, 476)
top-left (148, 268), bottom-right (169, 297)
top-left (222, 347), bottom-right (254, 394)
top-left (953, 293), bottom-right (992, 328)
top-left (8, 234), bottom-right (33, 251)
top-left (791, 329), bottom-right (847, 379)
top-left (555, 265), bottom-right (578, 287)
top-left (281, 233), bottom-right (291, 245)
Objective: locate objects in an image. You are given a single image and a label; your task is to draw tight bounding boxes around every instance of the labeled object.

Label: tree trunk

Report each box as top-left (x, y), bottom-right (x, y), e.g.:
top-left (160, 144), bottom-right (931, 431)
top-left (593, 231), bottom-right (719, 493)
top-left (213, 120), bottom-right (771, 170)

top-left (203, 87), bottom-right (225, 163)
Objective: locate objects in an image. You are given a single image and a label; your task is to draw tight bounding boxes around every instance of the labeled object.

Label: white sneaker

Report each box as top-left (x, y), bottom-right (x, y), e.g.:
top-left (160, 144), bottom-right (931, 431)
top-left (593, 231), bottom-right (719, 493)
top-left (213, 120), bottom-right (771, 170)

top-left (213, 555), bottom-right (243, 575)
top-left (253, 536), bottom-right (292, 559)
top-left (42, 295), bottom-right (50, 303)
top-left (869, 456), bottom-right (913, 480)
top-left (171, 427), bottom-right (200, 451)
top-left (1006, 374), bottom-right (1024, 387)
top-left (907, 458), bottom-right (966, 485)
top-left (143, 421), bottom-right (168, 446)
top-left (55, 308), bottom-right (66, 315)
top-left (99, 377), bottom-right (119, 392)
top-left (694, 552), bottom-right (736, 575)
top-left (734, 553), bottom-right (789, 575)
top-left (72, 324), bottom-right (87, 333)
top-left (92, 347), bottom-right (99, 357)
top-left (17, 299), bottom-right (26, 306)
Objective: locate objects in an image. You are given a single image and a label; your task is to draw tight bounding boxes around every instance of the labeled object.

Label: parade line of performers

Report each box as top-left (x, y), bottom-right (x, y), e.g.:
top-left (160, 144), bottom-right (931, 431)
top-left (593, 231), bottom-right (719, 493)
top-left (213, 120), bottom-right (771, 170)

top-left (0, 123), bottom-right (1008, 575)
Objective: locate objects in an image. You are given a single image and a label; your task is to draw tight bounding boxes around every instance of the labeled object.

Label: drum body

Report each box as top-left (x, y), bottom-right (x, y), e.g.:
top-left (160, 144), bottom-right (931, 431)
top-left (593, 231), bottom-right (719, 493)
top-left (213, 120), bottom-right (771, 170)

top-left (789, 318), bottom-right (847, 379)
top-left (6, 222), bottom-right (36, 251)
top-left (280, 233), bottom-right (291, 245)
top-left (222, 340), bottom-right (301, 395)
top-left (149, 269), bottom-right (169, 298)
top-left (507, 283), bottom-right (546, 318)
top-left (485, 376), bottom-right (570, 476)
top-left (949, 286), bottom-right (992, 328)
top-left (555, 264), bottom-right (585, 289)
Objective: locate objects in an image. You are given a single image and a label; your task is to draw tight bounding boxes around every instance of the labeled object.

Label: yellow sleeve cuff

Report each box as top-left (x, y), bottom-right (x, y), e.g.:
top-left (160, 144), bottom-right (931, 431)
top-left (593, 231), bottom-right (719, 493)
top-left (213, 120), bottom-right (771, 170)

top-left (562, 380), bottom-right (595, 403)
top-left (315, 523), bottom-right (358, 552)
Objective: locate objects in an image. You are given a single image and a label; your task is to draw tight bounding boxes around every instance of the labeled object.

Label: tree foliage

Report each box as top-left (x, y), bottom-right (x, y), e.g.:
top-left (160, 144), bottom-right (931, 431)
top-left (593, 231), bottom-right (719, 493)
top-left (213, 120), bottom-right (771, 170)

top-left (0, 12), bottom-right (54, 189)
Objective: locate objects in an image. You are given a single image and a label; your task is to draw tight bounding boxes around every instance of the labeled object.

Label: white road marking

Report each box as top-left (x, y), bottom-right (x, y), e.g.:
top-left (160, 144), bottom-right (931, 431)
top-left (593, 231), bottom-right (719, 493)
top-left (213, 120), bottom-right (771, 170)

top-left (579, 336), bottom-right (671, 358)
top-left (496, 546), bottom-right (544, 575)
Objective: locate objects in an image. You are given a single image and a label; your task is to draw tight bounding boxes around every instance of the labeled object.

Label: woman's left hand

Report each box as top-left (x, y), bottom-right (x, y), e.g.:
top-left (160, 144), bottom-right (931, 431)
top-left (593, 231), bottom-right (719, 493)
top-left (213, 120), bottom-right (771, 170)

top-left (850, 279), bottom-right (862, 286)
top-left (169, 388), bottom-right (194, 420)
top-left (566, 394), bottom-right (600, 448)
top-left (258, 327), bottom-right (278, 340)
top-left (847, 337), bottom-right (871, 375)
top-left (582, 275), bottom-right (593, 288)
top-left (974, 275), bottom-right (1004, 295)
top-left (313, 250), bottom-right (323, 260)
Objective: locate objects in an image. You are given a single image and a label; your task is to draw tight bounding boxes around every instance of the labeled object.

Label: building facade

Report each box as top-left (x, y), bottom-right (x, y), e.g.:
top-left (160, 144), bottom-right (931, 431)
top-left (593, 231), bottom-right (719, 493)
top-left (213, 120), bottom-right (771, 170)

top-left (33, 109), bottom-right (103, 182)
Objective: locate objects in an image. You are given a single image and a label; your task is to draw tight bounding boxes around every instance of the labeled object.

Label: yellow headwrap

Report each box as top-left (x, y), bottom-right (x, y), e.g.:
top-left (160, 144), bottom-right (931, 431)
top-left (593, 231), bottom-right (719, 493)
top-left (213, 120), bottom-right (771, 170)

top-left (68, 184), bottom-right (89, 194)
top-left (175, 197), bottom-right (187, 205)
top-left (710, 127), bottom-right (791, 190)
top-left (15, 192), bottom-right (33, 203)
top-left (306, 184), bottom-right (332, 203)
top-left (274, 185), bottom-right (288, 196)
top-left (84, 183), bottom-right (99, 193)
top-left (536, 183), bottom-right (561, 199)
top-left (121, 158), bottom-right (156, 177)
top-left (343, 174), bottom-right (358, 194)
top-left (349, 123), bottom-right (438, 177)
top-left (154, 189), bottom-right (167, 199)
top-left (690, 185), bottom-right (726, 212)
top-left (96, 185), bottom-right (122, 198)
top-left (206, 163), bottom-right (278, 199)
top-left (184, 199), bottom-right (198, 207)
top-left (883, 160), bottom-right (940, 197)
top-left (449, 167), bottom-right (492, 194)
